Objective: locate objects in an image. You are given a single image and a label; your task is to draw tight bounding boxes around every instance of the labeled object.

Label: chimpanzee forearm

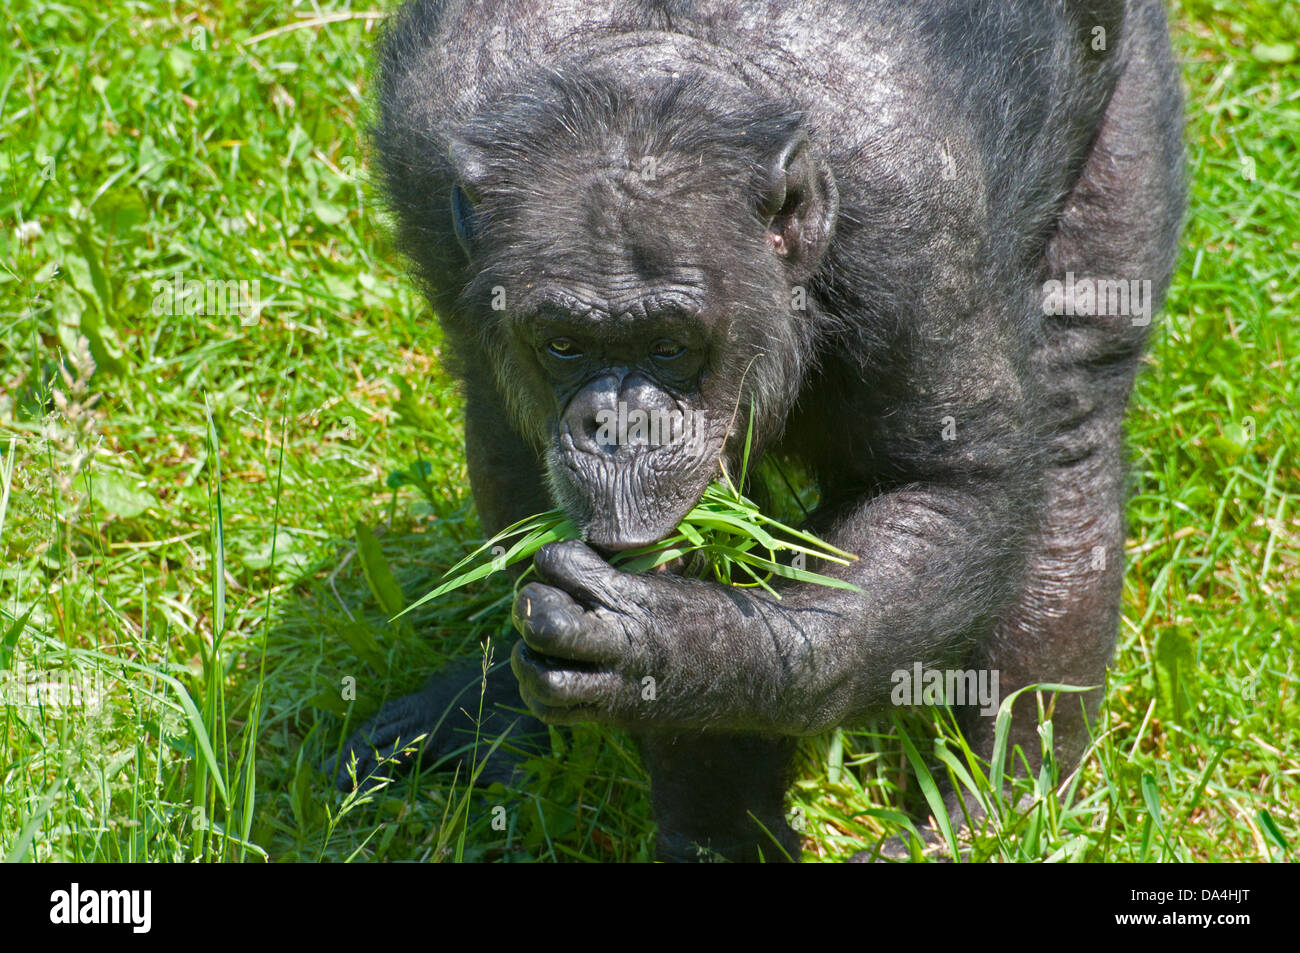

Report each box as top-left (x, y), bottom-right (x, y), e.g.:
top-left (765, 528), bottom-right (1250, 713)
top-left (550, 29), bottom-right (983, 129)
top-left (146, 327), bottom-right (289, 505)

top-left (508, 468), bottom-right (1033, 735)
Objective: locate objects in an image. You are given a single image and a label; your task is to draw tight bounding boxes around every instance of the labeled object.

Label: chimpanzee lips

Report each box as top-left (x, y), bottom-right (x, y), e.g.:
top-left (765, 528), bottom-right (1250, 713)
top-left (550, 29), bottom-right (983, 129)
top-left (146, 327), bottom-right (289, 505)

top-left (548, 429), bottom-right (721, 551)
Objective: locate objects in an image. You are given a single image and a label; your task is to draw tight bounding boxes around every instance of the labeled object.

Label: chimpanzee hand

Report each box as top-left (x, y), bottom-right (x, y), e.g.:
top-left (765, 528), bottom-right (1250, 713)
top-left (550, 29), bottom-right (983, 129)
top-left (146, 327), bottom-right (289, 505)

top-left (510, 540), bottom-right (823, 732)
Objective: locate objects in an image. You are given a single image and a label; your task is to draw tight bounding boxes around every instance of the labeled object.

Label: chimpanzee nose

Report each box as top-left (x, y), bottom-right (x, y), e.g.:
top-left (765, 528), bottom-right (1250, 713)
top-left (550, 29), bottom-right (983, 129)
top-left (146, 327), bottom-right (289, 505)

top-left (564, 374), bottom-right (619, 454)
top-left (563, 371), bottom-right (679, 454)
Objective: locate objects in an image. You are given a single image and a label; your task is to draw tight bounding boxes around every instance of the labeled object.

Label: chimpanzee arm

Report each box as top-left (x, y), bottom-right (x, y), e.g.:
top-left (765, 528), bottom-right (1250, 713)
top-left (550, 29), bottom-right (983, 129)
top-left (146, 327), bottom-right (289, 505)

top-left (511, 416), bottom-right (1038, 735)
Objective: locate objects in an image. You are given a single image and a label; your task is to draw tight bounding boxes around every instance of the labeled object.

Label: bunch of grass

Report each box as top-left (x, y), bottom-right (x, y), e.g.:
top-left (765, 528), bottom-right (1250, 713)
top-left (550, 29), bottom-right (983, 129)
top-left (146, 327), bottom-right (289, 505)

top-left (402, 420), bottom-right (858, 618)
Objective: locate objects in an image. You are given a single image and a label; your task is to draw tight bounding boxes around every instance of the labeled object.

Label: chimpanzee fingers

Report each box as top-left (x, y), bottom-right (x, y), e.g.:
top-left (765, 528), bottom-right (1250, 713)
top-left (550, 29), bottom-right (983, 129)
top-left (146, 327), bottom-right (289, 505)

top-left (511, 641), bottom-right (616, 721)
top-left (532, 539), bottom-right (631, 610)
top-left (512, 580), bottom-right (623, 663)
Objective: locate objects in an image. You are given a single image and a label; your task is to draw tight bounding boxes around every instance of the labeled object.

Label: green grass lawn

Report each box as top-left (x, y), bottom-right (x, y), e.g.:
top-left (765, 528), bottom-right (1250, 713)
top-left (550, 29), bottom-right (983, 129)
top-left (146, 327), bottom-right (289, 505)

top-left (0, 0), bottom-right (1295, 862)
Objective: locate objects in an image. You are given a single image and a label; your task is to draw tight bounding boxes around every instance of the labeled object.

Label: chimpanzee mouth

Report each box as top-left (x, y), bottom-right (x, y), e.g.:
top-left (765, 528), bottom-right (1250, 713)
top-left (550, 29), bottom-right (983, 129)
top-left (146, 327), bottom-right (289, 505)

top-left (547, 428), bottom-right (723, 551)
top-left (586, 538), bottom-right (689, 574)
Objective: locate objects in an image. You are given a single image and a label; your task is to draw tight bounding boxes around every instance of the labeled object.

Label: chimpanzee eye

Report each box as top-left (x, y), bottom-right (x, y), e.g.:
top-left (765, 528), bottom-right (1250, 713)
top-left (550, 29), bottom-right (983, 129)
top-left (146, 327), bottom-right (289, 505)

top-left (650, 339), bottom-right (686, 360)
top-left (547, 338), bottom-right (582, 359)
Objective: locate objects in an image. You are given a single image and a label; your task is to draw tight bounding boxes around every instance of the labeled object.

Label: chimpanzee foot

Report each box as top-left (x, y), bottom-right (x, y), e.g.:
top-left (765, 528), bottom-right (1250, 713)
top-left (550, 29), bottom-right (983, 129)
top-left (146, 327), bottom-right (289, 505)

top-left (334, 657), bottom-right (546, 792)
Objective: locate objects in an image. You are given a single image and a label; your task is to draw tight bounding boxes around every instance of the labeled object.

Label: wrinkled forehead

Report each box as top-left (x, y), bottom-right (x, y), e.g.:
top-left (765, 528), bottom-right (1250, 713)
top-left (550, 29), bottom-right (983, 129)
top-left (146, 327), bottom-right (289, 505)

top-left (487, 156), bottom-right (751, 290)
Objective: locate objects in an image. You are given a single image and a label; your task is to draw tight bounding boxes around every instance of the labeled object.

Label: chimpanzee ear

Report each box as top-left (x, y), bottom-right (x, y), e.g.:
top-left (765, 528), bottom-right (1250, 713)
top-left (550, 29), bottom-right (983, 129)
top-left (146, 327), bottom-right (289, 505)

top-left (759, 134), bottom-right (839, 269)
top-left (447, 139), bottom-right (486, 257)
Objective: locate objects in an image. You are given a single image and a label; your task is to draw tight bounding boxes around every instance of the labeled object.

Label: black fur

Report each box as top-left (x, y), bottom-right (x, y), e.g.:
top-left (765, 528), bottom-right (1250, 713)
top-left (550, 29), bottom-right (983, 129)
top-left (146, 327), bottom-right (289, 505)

top-left (338, 0), bottom-right (1185, 862)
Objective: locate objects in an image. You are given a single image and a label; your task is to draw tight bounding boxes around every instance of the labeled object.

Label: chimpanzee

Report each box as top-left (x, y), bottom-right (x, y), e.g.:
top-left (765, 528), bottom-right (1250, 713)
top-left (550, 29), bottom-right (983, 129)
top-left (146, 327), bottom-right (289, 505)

top-left (337, 0), bottom-right (1185, 862)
